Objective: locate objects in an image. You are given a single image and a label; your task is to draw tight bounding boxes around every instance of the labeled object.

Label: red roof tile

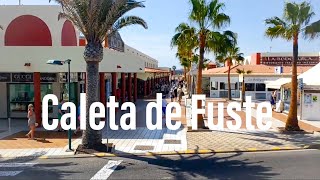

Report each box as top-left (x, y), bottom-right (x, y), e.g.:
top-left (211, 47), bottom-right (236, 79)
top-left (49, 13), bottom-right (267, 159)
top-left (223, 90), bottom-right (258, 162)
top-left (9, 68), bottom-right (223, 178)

top-left (203, 64), bottom-right (313, 75)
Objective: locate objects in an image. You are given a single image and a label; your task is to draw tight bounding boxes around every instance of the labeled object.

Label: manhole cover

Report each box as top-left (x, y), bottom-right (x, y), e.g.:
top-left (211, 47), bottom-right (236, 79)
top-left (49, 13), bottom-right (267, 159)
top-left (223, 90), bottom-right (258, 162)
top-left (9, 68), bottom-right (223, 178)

top-left (134, 145), bottom-right (154, 151)
top-left (164, 140), bottom-right (181, 144)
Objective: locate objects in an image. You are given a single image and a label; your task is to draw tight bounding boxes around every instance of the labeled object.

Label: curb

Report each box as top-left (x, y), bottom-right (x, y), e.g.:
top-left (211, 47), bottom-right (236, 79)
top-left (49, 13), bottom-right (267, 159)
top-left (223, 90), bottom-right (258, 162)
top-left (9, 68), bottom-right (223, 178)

top-left (36, 146), bottom-right (312, 159)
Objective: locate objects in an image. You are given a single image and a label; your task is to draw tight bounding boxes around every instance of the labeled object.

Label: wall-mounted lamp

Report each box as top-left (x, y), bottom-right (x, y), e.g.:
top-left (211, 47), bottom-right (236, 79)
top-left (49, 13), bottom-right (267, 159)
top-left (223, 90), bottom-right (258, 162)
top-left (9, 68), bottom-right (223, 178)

top-left (139, 68), bottom-right (143, 70)
top-left (117, 65), bottom-right (122, 69)
top-left (24, 63), bottom-right (31, 67)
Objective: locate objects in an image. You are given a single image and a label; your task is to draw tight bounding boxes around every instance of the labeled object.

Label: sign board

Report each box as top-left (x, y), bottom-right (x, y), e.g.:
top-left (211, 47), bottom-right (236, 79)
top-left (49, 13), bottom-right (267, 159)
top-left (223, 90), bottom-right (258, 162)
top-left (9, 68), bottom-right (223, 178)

top-left (298, 78), bottom-right (304, 90)
top-left (261, 56), bottom-right (319, 66)
top-left (0, 73), bottom-right (11, 82)
top-left (107, 31), bottom-right (124, 52)
top-left (275, 66), bottom-right (283, 74)
top-left (40, 73), bottom-right (57, 82)
top-left (12, 73), bottom-right (33, 82)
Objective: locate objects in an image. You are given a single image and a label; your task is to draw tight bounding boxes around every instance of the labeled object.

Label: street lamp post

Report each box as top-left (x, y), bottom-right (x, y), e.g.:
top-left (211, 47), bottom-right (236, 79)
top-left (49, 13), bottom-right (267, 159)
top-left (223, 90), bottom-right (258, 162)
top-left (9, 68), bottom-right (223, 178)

top-left (47, 59), bottom-right (72, 152)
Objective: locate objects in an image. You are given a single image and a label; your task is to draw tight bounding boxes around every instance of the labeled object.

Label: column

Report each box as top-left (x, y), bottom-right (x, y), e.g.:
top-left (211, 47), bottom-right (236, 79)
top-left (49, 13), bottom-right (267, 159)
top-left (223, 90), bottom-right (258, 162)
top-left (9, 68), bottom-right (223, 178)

top-left (121, 73), bottom-right (126, 103)
top-left (33, 72), bottom-right (41, 126)
top-left (128, 73), bottom-right (132, 102)
top-left (134, 73), bottom-right (137, 102)
top-left (148, 79), bottom-right (151, 95)
top-left (111, 73), bottom-right (117, 98)
top-left (144, 80), bottom-right (147, 97)
top-left (99, 73), bottom-right (106, 121)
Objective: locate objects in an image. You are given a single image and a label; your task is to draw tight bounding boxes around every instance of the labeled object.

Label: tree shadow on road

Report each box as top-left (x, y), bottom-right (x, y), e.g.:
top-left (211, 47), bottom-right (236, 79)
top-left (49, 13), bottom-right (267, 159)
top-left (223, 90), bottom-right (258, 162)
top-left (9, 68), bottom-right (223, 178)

top-left (0, 152), bottom-right (78, 179)
top-left (112, 150), bottom-right (278, 179)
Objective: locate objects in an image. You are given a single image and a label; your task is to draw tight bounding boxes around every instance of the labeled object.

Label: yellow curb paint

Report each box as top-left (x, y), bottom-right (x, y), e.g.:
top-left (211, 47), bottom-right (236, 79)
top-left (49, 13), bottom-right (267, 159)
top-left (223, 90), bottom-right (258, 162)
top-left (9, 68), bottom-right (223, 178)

top-left (198, 150), bottom-right (213, 154)
top-left (247, 148), bottom-right (257, 151)
top-left (39, 156), bottom-right (48, 159)
top-left (271, 147), bottom-right (281, 151)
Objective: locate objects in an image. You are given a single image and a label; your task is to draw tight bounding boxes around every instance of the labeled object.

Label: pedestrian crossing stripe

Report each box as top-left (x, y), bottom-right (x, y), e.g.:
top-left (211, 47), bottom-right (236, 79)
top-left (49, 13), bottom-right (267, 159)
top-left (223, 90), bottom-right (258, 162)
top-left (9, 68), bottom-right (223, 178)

top-left (0, 171), bottom-right (23, 177)
top-left (0, 163), bottom-right (38, 177)
top-left (0, 163), bottom-right (38, 167)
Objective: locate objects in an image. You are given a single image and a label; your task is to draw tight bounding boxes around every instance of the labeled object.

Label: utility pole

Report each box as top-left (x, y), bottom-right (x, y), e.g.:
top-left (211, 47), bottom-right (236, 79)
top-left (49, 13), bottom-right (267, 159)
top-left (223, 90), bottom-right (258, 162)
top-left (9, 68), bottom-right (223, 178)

top-left (19, 0), bottom-right (21, 5)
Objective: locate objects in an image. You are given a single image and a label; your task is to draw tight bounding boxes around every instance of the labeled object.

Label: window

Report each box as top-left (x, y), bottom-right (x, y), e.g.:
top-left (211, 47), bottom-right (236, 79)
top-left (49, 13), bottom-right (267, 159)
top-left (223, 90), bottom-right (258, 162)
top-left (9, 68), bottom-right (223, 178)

top-left (245, 83), bottom-right (255, 91)
top-left (256, 83), bottom-right (266, 91)
top-left (9, 84), bottom-right (34, 112)
top-left (211, 81), bottom-right (218, 90)
top-left (220, 82), bottom-right (226, 90)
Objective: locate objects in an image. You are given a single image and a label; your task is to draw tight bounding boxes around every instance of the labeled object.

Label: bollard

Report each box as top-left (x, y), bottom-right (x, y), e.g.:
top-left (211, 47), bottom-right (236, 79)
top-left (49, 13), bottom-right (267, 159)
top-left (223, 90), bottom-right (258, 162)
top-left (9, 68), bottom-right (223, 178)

top-left (8, 117), bottom-right (11, 133)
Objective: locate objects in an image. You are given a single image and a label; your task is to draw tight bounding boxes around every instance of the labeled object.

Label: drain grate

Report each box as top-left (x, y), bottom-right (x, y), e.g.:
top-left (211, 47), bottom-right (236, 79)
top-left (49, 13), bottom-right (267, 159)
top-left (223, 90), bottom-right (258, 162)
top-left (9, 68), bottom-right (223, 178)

top-left (134, 145), bottom-right (154, 151)
top-left (164, 140), bottom-right (181, 144)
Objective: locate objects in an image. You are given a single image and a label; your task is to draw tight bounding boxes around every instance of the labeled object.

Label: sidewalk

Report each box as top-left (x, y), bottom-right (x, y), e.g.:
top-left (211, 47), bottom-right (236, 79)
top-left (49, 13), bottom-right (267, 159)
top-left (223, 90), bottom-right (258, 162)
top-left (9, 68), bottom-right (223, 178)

top-left (1, 98), bottom-right (320, 159)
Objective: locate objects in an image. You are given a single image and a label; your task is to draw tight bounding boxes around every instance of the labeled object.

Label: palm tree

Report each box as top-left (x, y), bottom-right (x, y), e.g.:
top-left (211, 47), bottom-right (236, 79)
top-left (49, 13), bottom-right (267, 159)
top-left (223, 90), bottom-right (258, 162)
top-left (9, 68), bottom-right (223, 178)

top-left (171, 23), bottom-right (198, 90)
top-left (50, 0), bottom-right (147, 149)
top-left (188, 0), bottom-right (231, 125)
top-left (265, 1), bottom-right (320, 131)
top-left (216, 46), bottom-right (244, 100)
top-left (236, 68), bottom-right (252, 108)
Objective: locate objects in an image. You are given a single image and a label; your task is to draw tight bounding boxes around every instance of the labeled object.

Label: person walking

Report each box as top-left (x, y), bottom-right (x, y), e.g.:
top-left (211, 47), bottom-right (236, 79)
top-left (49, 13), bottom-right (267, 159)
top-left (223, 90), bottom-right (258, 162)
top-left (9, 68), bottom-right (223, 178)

top-left (26, 104), bottom-right (37, 140)
top-left (177, 86), bottom-right (183, 105)
top-left (162, 95), bottom-right (168, 118)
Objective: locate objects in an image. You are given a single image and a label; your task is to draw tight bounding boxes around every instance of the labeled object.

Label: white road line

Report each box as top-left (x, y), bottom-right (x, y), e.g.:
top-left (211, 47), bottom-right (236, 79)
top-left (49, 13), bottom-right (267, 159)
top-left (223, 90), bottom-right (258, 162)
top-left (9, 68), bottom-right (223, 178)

top-left (0, 171), bottom-right (23, 176)
top-left (0, 163), bottom-right (38, 167)
top-left (91, 160), bottom-right (123, 180)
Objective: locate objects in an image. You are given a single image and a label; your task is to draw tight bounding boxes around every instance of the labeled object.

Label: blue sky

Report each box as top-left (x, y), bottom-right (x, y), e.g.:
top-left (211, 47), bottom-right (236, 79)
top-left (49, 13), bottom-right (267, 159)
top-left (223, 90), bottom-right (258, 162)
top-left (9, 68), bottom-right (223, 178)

top-left (3, 0), bottom-right (320, 68)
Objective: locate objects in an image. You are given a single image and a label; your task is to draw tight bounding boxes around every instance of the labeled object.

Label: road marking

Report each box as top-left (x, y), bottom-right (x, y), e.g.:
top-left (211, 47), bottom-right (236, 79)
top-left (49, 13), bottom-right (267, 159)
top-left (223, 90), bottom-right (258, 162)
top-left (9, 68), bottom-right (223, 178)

top-left (0, 163), bottom-right (38, 167)
top-left (91, 160), bottom-right (123, 180)
top-left (0, 171), bottom-right (23, 176)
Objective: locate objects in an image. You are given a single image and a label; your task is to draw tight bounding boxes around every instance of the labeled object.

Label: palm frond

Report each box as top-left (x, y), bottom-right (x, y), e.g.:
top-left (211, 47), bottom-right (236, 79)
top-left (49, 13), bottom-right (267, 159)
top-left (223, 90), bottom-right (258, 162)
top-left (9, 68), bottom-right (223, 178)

top-left (304, 20), bottom-right (320, 39)
top-left (51, 0), bottom-right (147, 44)
top-left (112, 15), bottom-right (147, 33)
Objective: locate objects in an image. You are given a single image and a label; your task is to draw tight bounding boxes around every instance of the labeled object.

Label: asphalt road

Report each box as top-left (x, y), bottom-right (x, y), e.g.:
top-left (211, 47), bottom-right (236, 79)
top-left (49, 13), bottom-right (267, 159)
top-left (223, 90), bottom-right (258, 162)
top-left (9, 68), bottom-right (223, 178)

top-left (0, 150), bottom-right (319, 180)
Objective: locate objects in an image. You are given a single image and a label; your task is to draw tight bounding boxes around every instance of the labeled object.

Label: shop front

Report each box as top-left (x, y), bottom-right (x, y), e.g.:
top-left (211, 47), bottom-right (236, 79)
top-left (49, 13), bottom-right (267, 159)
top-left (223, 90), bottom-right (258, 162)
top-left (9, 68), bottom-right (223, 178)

top-left (0, 72), bottom-right (58, 119)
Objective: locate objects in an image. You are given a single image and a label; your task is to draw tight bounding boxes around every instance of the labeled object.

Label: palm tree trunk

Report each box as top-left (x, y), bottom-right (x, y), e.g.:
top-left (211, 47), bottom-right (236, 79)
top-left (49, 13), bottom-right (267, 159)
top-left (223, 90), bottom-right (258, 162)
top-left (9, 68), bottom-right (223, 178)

top-left (227, 60), bottom-right (232, 100)
top-left (82, 42), bottom-right (104, 149)
top-left (196, 32), bottom-right (205, 127)
top-left (286, 34), bottom-right (300, 131)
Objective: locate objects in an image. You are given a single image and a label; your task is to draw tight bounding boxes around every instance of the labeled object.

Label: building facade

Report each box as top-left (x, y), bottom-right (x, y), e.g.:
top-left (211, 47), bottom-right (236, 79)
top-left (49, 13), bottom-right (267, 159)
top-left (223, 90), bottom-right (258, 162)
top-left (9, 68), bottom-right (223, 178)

top-left (0, 5), bottom-right (170, 123)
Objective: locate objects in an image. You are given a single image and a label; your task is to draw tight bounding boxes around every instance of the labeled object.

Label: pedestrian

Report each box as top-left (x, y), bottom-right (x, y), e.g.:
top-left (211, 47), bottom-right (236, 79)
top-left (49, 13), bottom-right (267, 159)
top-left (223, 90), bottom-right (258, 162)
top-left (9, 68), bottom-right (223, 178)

top-left (270, 93), bottom-right (276, 110)
top-left (177, 86), bottom-right (183, 104)
top-left (174, 87), bottom-right (178, 101)
top-left (161, 84), bottom-right (165, 95)
top-left (162, 95), bottom-right (168, 118)
top-left (57, 99), bottom-right (65, 132)
top-left (74, 104), bottom-right (81, 135)
top-left (170, 90), bottom-right (174, 102)
top-left (26, 104), bottom-right (37, 140)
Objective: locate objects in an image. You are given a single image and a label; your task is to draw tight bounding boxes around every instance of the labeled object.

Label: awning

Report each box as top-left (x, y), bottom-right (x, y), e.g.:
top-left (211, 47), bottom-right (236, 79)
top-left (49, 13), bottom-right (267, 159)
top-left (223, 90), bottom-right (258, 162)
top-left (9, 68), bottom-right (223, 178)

top-left (266, 78), bottom-right (291, 89)
top-left (145, 68), bottom-right (170, 73)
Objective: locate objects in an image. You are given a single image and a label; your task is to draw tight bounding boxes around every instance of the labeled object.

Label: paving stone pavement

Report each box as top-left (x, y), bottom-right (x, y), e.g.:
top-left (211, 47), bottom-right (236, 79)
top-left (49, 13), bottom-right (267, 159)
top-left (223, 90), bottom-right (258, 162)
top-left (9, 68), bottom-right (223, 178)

top-left (187, 130), bottom-right (320, 151)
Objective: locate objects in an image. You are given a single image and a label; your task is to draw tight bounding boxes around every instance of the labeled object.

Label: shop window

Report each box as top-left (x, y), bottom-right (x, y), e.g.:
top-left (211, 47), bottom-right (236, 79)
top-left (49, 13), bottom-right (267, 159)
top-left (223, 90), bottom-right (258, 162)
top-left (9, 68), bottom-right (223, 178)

top-left (41, 84), bottom-right (54, 113)
top-left (211, 81), bottom-right (218, 90)
top-left (220, 82), bottom-right (226, 90)
top-left (245, 83), bottom-right (255, 91)
top-left (9, 84), bottom-right (34, 112)
top-left (256, 83), bottom-right (266, 91)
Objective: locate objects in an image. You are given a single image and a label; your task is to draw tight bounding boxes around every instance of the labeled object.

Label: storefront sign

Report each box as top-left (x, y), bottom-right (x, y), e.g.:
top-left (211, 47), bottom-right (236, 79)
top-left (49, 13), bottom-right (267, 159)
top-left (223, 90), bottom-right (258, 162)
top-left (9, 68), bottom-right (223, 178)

top-left (261, 56), bottom-right (319, 66)
top-left (78, 72), bottom-right (85, 82)
top-left (0, 73), bottom-right (11, 82)
top-left (59, 73), bottom-right (78, 83)
top-left (41, 73), bottom-right (57, 82)
top-left (12, 73), bottom-right (33, 82)
top-left (107, 31), bottom-right (124, 52)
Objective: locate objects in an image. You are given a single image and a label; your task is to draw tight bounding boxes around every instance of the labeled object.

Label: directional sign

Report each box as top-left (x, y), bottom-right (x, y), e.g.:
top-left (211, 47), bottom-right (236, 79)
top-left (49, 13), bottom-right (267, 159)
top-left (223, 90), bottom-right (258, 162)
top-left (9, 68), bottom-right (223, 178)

top-left (298, 78), bottom-right (304, 90)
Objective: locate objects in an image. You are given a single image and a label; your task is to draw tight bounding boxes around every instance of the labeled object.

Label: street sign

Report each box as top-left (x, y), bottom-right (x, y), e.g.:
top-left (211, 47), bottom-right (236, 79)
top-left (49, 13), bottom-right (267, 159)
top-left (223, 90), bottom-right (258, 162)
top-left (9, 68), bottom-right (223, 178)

top-left (298, 78), bottom-right (304, 90)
